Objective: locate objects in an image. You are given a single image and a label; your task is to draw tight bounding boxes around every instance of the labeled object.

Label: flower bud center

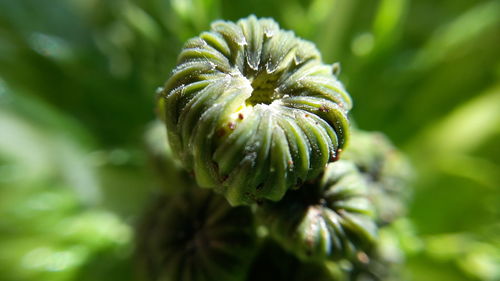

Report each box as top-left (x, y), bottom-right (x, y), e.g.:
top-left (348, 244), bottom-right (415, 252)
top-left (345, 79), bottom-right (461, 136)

top-left (246, 72), bottom-right (282, 106)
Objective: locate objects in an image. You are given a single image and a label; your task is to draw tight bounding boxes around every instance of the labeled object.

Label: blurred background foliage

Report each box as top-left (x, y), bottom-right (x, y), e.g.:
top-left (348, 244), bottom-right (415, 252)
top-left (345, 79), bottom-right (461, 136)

top-left (0, 0), bottom-right (499, 280)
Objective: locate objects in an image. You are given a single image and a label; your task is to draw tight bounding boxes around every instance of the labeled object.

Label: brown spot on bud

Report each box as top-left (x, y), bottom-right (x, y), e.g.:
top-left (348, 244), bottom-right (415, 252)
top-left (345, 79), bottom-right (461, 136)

top-left (216, 128), bottom-right (226, 137)
top-left (287, 160), bottom-right (293, 166)
top-left (357, 252), bottom-right (370, 264)
top-left (228, 122), bottom-right (236, 130)
top-left (238, 113), bottom-right (244, 120)
top-left (331, 148), bottom-right (343, 162)
top-left (319, 105), bottom-right (329, 112)
top-left (220, 174), bottom-right (229, 182)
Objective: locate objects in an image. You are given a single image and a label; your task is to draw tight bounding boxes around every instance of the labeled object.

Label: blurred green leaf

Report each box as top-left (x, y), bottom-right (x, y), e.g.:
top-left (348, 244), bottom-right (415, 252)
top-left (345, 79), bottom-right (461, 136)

top-left (1, 0), bottom-right (500, 280)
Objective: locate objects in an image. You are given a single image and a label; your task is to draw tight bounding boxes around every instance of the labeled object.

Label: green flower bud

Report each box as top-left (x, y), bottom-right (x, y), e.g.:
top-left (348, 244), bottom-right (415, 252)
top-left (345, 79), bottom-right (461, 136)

top-left (158, 15), bottom-right (352, 206)
top-left (137, 189), bottom-right (257, 281)
top-left (342, 129), bottom-right (412, 225)
top-left (258, 160), bottom-right (377, 261)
